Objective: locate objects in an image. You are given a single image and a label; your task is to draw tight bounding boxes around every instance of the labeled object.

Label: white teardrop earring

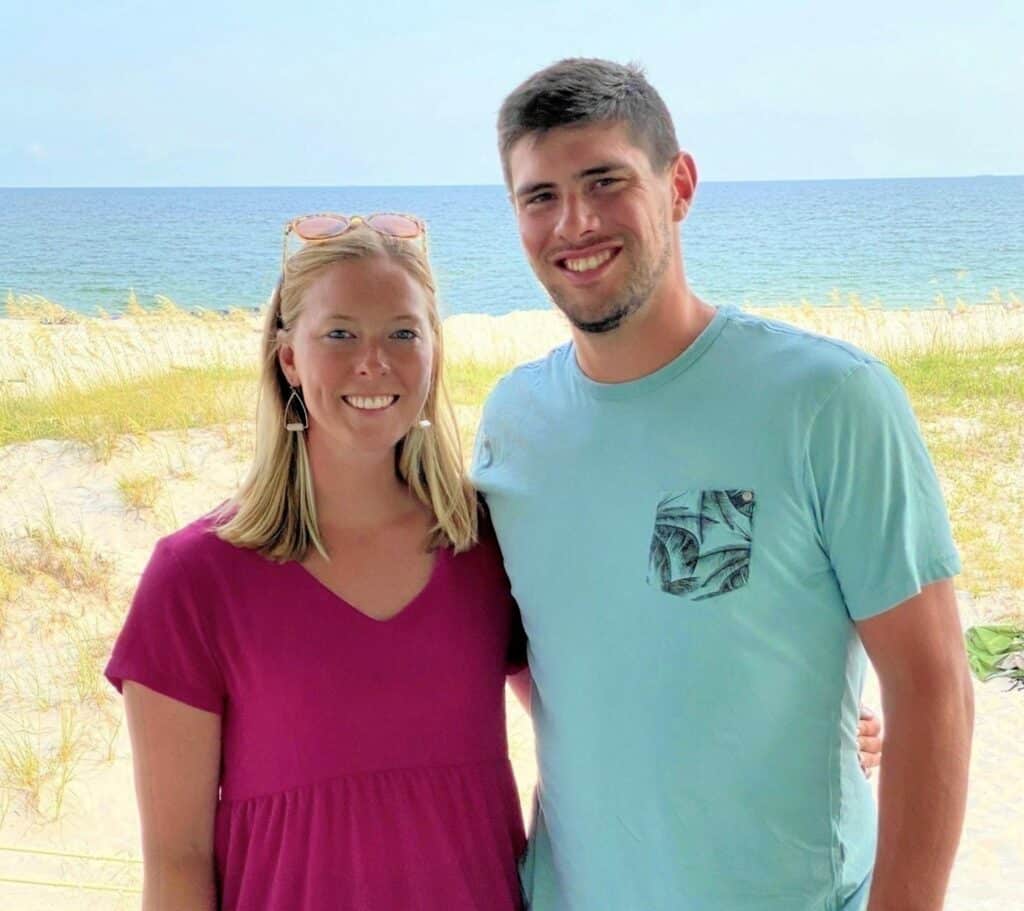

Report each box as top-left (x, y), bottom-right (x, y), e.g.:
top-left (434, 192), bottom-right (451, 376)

top-left (417, 418), bottom-right (432, 429)
top-left (284, 386), bottom-right (308, 432)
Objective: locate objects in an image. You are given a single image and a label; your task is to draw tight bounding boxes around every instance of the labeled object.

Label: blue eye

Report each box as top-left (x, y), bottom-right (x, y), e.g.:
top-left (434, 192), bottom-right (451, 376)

top-left (326, 329), bottom-right (355, 340)
top-left (391, 328), bottom-right (419, 340)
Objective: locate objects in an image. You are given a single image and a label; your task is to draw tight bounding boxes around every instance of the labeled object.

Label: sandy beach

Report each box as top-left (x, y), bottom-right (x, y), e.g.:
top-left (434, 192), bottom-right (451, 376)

top-left (1, 306), bottom-right (1021, 908)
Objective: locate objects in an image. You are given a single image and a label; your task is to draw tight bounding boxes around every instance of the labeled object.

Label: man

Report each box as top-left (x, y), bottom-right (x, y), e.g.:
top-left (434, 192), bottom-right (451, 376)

top-left (473, 59), bottom-right (973, 911)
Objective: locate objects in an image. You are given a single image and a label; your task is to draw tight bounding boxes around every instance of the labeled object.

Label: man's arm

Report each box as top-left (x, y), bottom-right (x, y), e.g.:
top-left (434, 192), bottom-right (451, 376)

top-left (856, 578), bottom-right (974, 911)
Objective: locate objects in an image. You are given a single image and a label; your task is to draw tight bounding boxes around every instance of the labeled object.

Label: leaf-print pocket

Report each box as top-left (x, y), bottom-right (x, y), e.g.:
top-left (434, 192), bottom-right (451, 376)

top-left (647, 489), bottom-right (755, 601)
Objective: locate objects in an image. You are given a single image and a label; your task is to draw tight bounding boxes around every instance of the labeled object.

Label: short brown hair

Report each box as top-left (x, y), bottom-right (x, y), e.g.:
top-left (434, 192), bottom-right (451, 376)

top-left (497, 58), bottom-right (680, 187)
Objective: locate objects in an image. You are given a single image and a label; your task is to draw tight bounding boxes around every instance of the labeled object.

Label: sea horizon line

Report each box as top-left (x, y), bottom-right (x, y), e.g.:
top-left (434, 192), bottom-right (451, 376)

top-left (2, 173), bottom-right (1022, 192)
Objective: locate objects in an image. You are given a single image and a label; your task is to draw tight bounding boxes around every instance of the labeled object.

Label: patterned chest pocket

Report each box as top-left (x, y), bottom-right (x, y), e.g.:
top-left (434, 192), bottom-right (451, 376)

top-left (647, 489), bottom-right (756, 600)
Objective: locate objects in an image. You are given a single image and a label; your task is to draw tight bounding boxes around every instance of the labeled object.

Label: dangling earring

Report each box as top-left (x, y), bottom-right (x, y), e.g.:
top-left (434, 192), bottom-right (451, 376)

top-left (417, 417), bottom-right (432, 429)
top-left (284, 386), bottom-right (308, 432)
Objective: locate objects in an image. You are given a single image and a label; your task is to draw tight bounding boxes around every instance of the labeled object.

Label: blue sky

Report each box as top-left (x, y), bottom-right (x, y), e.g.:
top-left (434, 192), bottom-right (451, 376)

top-left (3, 0), bottom-right (1020, 186)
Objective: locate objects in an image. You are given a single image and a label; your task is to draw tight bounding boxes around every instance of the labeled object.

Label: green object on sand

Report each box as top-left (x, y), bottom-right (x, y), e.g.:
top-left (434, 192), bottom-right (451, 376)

top-left (964, 624), bottom-right (1024, 690)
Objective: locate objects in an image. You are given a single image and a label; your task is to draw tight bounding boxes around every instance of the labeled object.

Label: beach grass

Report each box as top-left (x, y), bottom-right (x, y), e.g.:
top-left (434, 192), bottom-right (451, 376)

top-left (0, 702), bottom-right (103, 821)
top-left (0, 540), bottom-right (24, 613)
top-left (889, 344), bottom-right (1024, 616)
top-left (0, 367), bottom-right (258, 455)
top-left (0, 308), bottom-right (1021, 615)
top-left (0, 726), bottom-right (47, 811)
top-left (890, 342), bottom-right (1024, 402)
top-left (20, 511), bottom-right (115, 602)
top-left (0, 309), bottom-right (1021, 911)
top-left (446, 358), bottom-right (514, 407)
top-left (116, 472), bottom-right (164, 511)
top-left (0, 598), bottom-right (120, 822)
top-left (0, 356), bottom-right (510, 452)
top-left (0, 303), bottom-right (1022, 828)
top-left (0, 313), bottom-right (533, 830)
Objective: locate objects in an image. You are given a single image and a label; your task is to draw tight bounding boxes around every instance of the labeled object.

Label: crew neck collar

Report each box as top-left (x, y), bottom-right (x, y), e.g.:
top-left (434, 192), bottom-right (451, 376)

top-left (569, 305), bottom-right (733, 400)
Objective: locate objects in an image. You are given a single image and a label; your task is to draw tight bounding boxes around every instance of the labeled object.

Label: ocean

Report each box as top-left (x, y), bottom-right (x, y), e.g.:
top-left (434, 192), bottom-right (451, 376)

top-left (1, 177), bottom-right (1021, 317)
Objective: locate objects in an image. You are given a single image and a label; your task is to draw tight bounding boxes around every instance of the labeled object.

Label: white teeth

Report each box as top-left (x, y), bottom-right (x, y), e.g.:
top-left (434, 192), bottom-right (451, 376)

top-left (563, 249), bottom-right (614, 272)
top-left (344, 395), bottom-right (397, 410)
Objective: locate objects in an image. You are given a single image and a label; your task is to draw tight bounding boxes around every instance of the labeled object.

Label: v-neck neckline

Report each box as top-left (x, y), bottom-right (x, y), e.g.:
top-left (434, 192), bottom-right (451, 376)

top-left (289, 545), bottom-right (447, 625)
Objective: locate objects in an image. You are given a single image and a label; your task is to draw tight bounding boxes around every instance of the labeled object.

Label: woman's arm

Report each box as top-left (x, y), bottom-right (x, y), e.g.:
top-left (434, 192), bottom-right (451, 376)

top-left (507, 666), bottom-right (532, 713)
top-left (124, 681), bottom-right (222, 911)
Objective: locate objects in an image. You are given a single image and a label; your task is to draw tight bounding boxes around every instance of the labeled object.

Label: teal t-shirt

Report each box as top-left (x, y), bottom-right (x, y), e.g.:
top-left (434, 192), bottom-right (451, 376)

top-left (471, 306), bottom-right (960, 911)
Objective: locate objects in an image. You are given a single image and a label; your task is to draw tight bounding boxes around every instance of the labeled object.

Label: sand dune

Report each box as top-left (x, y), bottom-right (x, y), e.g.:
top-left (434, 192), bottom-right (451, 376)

top-left (1, 307), bottom-right (1021, 908)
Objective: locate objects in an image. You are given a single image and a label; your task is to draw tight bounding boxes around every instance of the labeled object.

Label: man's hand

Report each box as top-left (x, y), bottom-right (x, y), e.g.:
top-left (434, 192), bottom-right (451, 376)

top-left (858, 703), bottom-right (883, 778)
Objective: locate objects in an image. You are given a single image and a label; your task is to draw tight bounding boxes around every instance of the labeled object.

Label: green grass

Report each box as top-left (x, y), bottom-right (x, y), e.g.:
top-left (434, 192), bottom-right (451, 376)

top-left (0, 334), bottom-right (1019, 832)
top-left (889, 343), bottom-right (1024, 403)
top-left (886, 343), bottom-right (1024, 617)
top-left (0, 358), bottom-right (508, 452)
top-left (0, 365), bottom-right (258, 452)
top-left (0, 345), bottom-right (1020, 618)
top-left (446, 358), bottom-right (513, 407)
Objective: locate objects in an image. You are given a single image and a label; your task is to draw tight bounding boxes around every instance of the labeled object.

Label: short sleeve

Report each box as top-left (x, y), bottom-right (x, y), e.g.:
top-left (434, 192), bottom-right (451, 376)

top-left (471, 370), bottom-right (521, 485)
top-left (806, 361), bottom-right (961, 621)
top-left (105, 537), bottom-right (226, 714)
top-left (471, 390), bottom-right (499, 481)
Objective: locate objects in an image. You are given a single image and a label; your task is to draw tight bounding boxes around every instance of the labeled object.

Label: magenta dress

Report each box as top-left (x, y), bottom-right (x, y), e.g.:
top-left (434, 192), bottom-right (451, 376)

top-left (105, 516), bottom-right (526, 910)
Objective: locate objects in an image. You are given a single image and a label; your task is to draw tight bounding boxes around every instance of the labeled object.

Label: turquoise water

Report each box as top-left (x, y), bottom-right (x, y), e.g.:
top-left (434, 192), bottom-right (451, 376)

top-left (0, 177), bottom-right (1021, 316)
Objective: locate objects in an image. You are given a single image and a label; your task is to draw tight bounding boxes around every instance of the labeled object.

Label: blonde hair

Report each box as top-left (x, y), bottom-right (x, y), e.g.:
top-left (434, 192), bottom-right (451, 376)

top-left (216, 227), bottom-right (478, 560)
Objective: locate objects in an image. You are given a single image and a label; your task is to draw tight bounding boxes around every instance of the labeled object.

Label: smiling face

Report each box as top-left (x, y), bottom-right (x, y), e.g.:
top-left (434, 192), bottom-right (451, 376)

top-left (509, 120), bottom-right (692, 334)
top-left (277, 255), bottom-right (435, 460)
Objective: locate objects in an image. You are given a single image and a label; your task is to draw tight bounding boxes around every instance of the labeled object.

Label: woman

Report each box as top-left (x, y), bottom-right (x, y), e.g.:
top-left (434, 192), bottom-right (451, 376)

top-left (105, 214), bottom-right (527, 910)
top-left (105, 213), bottom-right (882, 910)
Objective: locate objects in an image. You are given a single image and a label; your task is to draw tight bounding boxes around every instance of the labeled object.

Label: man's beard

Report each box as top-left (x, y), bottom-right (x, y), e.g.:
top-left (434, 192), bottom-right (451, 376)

top-left (547, 229), bottom-right (672, 335)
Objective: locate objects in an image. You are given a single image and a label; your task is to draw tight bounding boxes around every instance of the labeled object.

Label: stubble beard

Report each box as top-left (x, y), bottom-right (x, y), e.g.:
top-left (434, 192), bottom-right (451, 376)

top-left (547, 227), bottom-right (673, 335)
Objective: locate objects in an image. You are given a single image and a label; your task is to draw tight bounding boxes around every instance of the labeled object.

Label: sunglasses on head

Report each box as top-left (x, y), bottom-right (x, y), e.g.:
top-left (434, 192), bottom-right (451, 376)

top-left (280, 212), bottom-right (426, 271)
